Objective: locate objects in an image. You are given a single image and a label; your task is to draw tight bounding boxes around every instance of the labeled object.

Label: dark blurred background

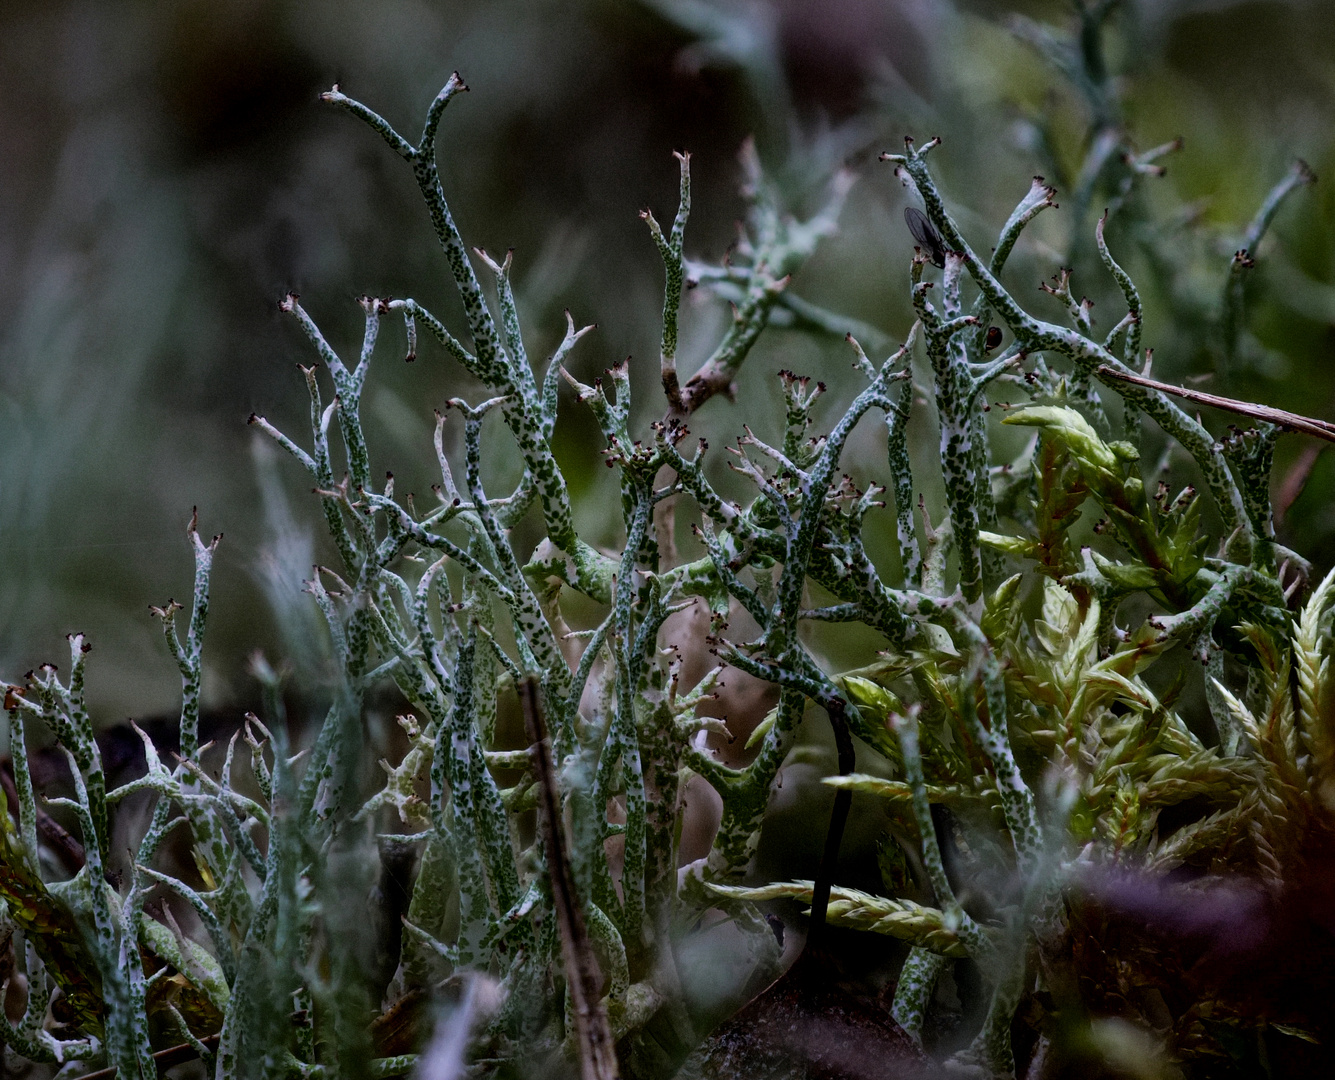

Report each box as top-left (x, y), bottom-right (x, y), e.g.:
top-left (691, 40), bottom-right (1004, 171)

top-left (3, 0), bottom-right (1335, 721)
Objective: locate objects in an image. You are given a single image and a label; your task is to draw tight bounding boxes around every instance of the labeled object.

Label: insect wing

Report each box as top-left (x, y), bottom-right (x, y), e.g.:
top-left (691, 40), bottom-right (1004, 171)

top-left (904, 207), bottom-right (946, 269)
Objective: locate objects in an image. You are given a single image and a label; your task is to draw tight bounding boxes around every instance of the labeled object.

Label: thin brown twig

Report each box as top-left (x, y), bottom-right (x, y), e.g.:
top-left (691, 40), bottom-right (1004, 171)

top-left (1276, 442), bottom-right (1326, 527)
top-left (72, 1034), bottom-right (221, 1080)
top-left (519, 677), bottom-right (619, 1080)
top-left (1097, 366), bottom-right (1335, 443)
top-left (1, 756), bottom-right (85, 873)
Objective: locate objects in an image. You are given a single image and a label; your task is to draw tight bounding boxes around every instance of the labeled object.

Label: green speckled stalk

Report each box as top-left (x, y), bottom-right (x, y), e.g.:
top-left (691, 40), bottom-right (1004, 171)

top-left (884, 359), bottom-right (922, 587)
top-left (436, 628), bottom-right (492, 968)
top-left (888, 146), bottom-right (1256, 563)
top-left (645, 150), bottom-right (691, 407)
top-left (912, 266), bottom-right (985, 601)
top-left (951, 615), bottom-right (1043, 871)
top-left (1221, 160), bottom-right (1315, 365)
top-left (892, 947), bottom-right (949, 1044)
top-left (888, 709), bottom-right (988, 958)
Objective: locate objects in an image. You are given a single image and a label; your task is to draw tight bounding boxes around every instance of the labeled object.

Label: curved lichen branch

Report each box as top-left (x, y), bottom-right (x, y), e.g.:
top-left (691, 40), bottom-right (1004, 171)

top-left (149, 510), bottom-right (220, 763)
top-left (1095, 210), bottom-right (1141, 365)
top-left (419, 71), bottom-right (470, 159)
top-left (643, 149), bottom-right (691, 410)
top-left (320, 83), bottom-right (418, 160)
top-left (883, 140), bottom-right (1256, 562)
top-left (324, 80), bottom-right (623, 603)
top-left (672, 145), bottom-right (855, 415)
top-left (990, 176), bottom-right (1058, 275)
top-left (278, 293), bottom-right (379, 493)
top-left (1219, 159), bottom-right (1316, 366)
top-left (1239, 158), bottom-right (1317, 261)
top-left (887, 706), bottom-right (989, 958)
top-left (445, 395), bottom-right (573, 700)
top-left (322, 75), bottom-right (488, 375)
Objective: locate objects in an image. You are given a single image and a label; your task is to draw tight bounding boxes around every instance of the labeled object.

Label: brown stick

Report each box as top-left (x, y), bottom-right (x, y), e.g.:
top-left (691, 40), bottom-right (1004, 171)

top-left (1276, 442), bottom-right (1325, 527)
top-left (1097, 366), bottom-right (1335, 443)
top-left (519, 677), bottom-right (619, 1080)
top-left (0, 756), bottom-right (85, 873)
top-left (70, 1034), bottom-right (221, 1080)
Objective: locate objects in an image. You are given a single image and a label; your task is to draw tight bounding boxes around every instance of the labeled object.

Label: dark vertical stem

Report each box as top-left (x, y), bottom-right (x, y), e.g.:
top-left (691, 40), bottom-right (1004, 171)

top-left (520, 677), bottom-right (619, 1080)
top-left (805, 700), bottom-right (856, 952)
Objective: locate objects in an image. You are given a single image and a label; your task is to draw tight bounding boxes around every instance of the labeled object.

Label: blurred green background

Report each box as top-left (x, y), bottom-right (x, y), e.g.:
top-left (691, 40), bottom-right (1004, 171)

top-left (3, 0), bottom-right (1335, 720)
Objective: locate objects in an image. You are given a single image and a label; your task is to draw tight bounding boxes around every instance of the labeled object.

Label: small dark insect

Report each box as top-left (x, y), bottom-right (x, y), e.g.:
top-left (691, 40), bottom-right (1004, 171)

top-left (904, 206), bottom-right (947, 269)
top-left (985, 325), bottom-right (1003, 352)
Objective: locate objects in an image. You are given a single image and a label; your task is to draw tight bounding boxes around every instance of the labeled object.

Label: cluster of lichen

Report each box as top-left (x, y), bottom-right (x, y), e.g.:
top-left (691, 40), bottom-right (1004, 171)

top-left (3, 9), bottom-right (1334, 1080)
